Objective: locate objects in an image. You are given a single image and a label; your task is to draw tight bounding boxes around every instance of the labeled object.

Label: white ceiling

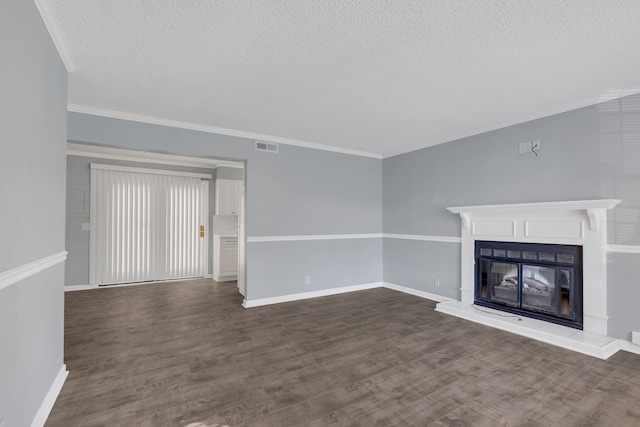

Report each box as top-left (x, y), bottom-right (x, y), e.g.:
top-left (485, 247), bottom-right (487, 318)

top-left (48, 0), bottom-right (640, 158)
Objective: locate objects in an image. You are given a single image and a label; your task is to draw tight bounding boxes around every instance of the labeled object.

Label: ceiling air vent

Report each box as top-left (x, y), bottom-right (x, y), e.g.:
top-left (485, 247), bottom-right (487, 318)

top-left (255, 140), bottom-right (278, 153)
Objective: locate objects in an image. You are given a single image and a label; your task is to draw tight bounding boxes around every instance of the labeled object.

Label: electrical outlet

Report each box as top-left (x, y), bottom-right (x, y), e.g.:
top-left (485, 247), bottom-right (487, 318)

top-left (632, 331), bottom-right (640, 345)
top-left (532, 140), bottom-right (541, 152)
top-left (304, 276), bottom-right (311, 285)
top-left (434, 278), bottom-right (440, 287)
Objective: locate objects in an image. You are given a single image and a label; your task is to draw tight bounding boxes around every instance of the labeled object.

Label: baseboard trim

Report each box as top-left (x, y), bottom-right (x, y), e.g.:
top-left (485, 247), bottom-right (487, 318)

top-left (0, 251), bottom-right (67, 292)
top-left (30, 364), bottom-right (68, 427)
top-left (242, 282), bottom-right (456, 308)
top-left (619, 340), bottom-right (640, 356)
top-left (382, 282), bottom-right (454, 303)
top-left (65, 277), bottom-right (209, 292)
top-left (213, 275), bottom-right (238, 282)
top-left (64, 284), bottom-right (96, 292)
top-left (243, 282), bottom-right (383, 308)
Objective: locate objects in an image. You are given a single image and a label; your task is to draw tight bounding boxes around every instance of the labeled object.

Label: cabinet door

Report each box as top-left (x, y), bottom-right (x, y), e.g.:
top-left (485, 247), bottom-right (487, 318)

top-left (220, 238), bottom-right (238, 275)
top-left (216, 179), bottom-right (235, 215)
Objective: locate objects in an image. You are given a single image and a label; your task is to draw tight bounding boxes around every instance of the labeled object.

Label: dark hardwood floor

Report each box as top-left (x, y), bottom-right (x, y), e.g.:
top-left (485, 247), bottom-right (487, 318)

top-left (47, 279), bottom-right (640, 426)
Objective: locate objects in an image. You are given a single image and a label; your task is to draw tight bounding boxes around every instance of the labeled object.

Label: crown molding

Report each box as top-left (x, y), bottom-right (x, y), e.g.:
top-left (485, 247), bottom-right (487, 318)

top-left (67, 104), bottom-right (383, 159)
top-left (33, 0), bottom-right (76, 72)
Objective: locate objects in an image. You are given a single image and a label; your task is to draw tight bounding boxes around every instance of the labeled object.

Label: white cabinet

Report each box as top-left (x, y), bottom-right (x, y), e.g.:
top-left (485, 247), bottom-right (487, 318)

top-left (213, 235), bottom-right (238, 281)
top-left (215, 179), bottom-right (244, 215)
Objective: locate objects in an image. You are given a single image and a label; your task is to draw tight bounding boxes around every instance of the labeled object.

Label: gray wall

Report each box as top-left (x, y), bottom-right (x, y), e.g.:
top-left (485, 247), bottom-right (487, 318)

top-left (0, 0), bottom-right (68, 425)
top-left (67, 113), bottom-right (383, 301)
top-left (382, 93), bottom-right (640, 340)
top-left (65, 155), bottom-right (220, 286)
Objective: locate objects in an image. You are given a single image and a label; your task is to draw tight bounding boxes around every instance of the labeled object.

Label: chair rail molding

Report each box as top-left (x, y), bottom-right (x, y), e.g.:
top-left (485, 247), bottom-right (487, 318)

top-left (0, 251), bottom-right (68, 291)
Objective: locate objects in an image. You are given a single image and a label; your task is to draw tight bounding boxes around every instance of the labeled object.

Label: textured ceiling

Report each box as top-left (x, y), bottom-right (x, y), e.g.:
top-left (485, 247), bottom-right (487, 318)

top-left (49, 0), bottom-right (640, 157)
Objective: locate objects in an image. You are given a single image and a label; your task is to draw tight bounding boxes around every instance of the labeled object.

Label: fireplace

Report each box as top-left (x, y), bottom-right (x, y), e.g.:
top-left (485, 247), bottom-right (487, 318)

top-left (474, 240), bottom-right (583, 329)
top-left (436, 200), bottom-right (621, 358)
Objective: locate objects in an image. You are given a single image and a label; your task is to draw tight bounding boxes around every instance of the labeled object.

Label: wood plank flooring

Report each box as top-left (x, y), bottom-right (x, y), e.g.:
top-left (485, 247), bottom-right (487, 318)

top-left (46, 279), bottom-right (640, 426)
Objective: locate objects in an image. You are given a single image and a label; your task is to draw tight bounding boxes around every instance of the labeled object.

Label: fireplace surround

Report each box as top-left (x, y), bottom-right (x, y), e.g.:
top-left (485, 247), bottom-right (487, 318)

top-left (436, 199), bottom-right (620, 358)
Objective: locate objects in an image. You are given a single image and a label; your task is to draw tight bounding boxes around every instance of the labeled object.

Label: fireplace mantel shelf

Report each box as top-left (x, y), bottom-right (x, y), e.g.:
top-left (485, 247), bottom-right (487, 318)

top-left (447, 199), bottom-right (620, 231)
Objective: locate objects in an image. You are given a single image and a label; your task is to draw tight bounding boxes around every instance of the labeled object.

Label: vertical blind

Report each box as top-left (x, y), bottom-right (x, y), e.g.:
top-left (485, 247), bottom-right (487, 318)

top-left (90, 164), bottom-right (209, 286)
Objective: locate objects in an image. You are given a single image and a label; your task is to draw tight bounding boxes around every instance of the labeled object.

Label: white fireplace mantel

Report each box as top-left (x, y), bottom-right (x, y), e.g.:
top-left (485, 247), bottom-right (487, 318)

top-left (437, 199), bottom-right (621, 358)
top-left (447, 199), bottom-right (620, 232)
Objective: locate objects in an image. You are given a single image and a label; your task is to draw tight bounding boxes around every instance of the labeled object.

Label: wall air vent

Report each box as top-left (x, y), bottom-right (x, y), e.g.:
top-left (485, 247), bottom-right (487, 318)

top-left (255, 140), bottom-right (279, 153)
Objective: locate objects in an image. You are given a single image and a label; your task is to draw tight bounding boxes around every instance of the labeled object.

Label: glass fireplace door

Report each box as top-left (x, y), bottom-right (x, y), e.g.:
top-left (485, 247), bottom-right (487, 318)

top-left (521, 265), bottom-right (556, 314)
top-left (489, 262), bottom-right (519, 308)
top-left (475, 241), bottom-right (582, 329)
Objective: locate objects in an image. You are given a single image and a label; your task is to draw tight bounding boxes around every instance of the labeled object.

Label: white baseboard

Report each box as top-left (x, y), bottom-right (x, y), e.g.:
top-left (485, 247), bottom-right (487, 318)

top-left (65, 277), bottom-right (212, 292)
top-left (30, 364), bottom-right (68, 427)
top-left (64, 284), bottom-right (96, 292)
top-left (242, 281), bottom-right (455, 308)
top-left (213, 275), bottom-right (237, 282)
top-left (619, 340), bottom-right (640, 356)
top-left (382, 282), bottom-right (454, 303)
top-left (243, 282), bottom-right (383, 308)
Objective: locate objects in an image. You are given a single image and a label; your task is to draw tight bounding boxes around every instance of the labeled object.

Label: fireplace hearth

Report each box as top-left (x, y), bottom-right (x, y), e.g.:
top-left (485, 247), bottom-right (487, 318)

top-left (475, 240), bottom-right (582, 329)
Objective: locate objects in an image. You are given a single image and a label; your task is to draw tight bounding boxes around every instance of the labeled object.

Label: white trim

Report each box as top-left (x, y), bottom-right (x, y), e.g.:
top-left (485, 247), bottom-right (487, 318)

top-left (64, 284), bottom-right (96, 292)
top-left (30, 364), bottom-right (68, 427)
top-left (245, 233), bottom-right (464, 243)
top-left (33, 0), bottom-right (76, 72)
top-left (619, 340), bottom-right (640, 356)
top-left (383, 282), bottom-right (454, 303)
top-left (0, 251), bottom-right (67, 291)
top-left (70, 278), bottom-right (204, 290)
top-left (247, 233), bottom-right (381, 243)
top-left (242, 281), bottom-right (456, 309)
top-left (448, 199), bottom-right (620, 222)
top-left (67, 142), bottom-right (244, 169)
top-left (607, 244), bottom-right (640, 254)
top-left (213, 275), bottom-right (237, 282)
top-left (381, 91), bottom-right (640, 158)
top-left (242, 282), bottom-right (383, 308)
top-left (90, 163), bottom-right (212, 179)
top-left (68, 104), bottom-right (382, 159)
top-left (382, 233), bottom-right (461, 243)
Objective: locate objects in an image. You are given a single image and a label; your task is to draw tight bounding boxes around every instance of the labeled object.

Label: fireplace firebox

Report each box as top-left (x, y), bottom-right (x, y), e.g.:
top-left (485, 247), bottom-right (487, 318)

top-left (475, 241), bottom-right (583, 329)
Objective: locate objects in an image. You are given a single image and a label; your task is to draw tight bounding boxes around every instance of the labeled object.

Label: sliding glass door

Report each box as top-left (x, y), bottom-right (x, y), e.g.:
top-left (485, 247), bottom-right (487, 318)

top-left (89, 164), bottom-right (209, 286)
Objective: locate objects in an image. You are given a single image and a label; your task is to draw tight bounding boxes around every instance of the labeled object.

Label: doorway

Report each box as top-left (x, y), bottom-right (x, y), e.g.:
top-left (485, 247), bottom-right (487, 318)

top-left (65, 142), bottom-right (246, 293)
